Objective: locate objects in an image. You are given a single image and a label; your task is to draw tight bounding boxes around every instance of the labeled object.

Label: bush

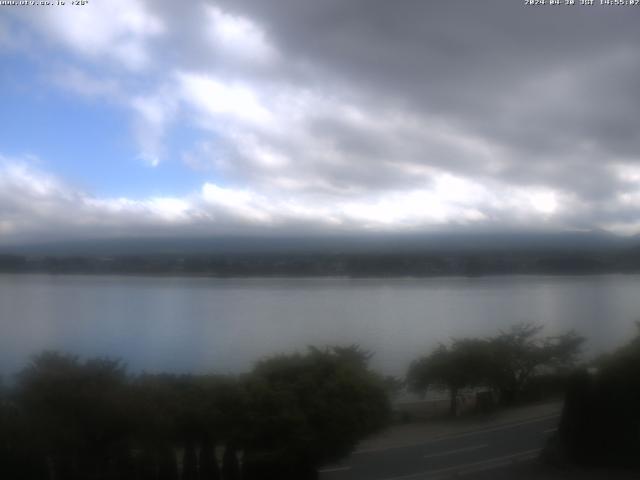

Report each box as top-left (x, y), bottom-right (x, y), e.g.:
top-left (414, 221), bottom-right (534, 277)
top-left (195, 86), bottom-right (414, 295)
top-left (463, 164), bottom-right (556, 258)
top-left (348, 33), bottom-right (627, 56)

top-left (556, 327), bottom-right (640, 467)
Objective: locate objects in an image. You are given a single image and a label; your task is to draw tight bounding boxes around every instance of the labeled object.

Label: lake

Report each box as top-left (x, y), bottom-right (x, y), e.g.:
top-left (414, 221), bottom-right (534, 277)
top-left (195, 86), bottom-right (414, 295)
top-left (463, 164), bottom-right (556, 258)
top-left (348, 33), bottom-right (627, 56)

top-left (1, 273), bottom-right (639, 378)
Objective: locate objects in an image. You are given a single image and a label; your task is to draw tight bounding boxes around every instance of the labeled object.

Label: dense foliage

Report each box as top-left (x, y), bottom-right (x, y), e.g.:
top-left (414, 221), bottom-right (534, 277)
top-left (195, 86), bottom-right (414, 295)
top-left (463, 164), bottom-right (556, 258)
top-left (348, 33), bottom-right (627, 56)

top-left (407, 324), bottom-right (584, 415)
top-left (241, 346), bottom-right (390, 479)
top-left (557, 324), bottom-right (640, 467)
top-left (0, 346), bottom-right (390, 480)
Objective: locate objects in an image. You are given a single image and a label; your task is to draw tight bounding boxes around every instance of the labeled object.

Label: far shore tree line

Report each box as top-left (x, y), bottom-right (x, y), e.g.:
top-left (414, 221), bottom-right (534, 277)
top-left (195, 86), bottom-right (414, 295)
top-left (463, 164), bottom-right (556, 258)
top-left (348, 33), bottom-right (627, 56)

top-left (2, 322), bottom-right (640, 478)
top-left (4, 248), bottom-right (640, 277)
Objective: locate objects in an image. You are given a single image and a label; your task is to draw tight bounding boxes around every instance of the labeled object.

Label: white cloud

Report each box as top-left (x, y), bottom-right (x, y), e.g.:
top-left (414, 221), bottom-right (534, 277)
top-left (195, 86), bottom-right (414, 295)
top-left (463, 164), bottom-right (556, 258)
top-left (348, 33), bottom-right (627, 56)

top-left (527, 190), bottom-right (559, 216)
top-left (614, 164), bottom-right (640, 184)
top-left (201, 183), bottom-right (272, 224)
top-left (86, 196), bottom-right (191, 223)
top-left (205, 5), bottom-right (276, 63)
top-left (0, 161), bottom-right (72, 199)
top-left (16, 0), bottom-right (164, 70)
top-left (0, 158), bottom-right (197, 241)
top-left (0, 158), bottom-right (585, 244)
top-left (177, 72), bottom-right (273, 128)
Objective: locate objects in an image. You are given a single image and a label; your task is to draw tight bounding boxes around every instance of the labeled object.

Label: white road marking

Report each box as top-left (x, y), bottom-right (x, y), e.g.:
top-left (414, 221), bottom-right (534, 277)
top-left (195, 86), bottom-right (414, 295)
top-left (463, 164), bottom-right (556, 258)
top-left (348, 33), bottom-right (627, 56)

top-left (318, 466), bottom-right (352, 473)
top-left (423, 443), bottom-right (488, 460)
top-left (353, 414), bottom-right (559, 455)
top-left (379, 448), bottom-right (541, 480)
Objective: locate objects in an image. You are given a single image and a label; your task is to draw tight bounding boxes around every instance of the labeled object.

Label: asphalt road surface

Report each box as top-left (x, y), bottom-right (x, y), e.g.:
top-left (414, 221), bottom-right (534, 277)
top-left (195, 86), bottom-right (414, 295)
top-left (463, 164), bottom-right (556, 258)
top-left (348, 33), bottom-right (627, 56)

top-left (319, 414), bottom-right (559, 480)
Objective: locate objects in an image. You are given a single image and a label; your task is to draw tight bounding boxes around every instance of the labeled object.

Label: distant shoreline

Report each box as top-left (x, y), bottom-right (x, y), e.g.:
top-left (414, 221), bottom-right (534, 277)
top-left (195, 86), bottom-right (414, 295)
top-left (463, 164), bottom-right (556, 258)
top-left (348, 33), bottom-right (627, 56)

top-left (4, 241), bottom-right (640, 280)
top-left (3, 267), bottom-right (640, 280)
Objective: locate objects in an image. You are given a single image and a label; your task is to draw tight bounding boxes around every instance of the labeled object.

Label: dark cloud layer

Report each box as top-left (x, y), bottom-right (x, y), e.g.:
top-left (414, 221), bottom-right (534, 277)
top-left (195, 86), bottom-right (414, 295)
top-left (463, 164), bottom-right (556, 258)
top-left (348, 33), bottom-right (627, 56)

top-left (226, 0), bottom-right (640, 228)
top-left (213, 0), bottom-right (640, 181)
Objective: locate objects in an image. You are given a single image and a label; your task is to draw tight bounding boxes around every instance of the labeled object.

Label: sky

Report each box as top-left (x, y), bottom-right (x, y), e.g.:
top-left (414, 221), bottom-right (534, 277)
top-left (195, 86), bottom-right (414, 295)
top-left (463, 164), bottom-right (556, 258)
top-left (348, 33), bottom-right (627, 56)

top-left (1, 0), bottom-right (640, 245)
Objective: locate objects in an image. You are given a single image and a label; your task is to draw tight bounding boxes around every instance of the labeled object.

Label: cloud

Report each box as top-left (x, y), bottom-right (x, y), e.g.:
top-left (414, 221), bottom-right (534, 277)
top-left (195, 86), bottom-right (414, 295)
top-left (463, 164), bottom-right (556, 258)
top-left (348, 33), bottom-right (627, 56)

top-left (177, 71), bottom-right (273, 128)
top-left (0, 158), bottom-right (208, 242)
top-left (4, 1), bottom-right (640, 238)
top-left (0, 157), bottom-right (607, 244)
top-left (205, 5), bottom-right (276, 63)
top-left (12, 0), bottom-right (164, 70)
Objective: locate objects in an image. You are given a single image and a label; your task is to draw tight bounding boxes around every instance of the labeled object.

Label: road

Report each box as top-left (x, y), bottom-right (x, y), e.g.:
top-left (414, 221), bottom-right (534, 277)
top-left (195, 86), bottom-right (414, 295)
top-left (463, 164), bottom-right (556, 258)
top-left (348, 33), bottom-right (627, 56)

top-left (319, 414), bottom-right (559, 480)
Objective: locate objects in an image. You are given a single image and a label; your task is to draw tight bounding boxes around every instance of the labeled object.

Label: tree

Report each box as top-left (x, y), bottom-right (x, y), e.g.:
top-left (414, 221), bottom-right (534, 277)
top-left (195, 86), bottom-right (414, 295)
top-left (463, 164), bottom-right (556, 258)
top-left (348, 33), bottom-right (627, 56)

top-left (199, 436), bottom-right (220, 480)
top-left (131, 372), bottom-right (246, 480)
top-left (241, 345), bottom-right (391, 480)
top-left (221, 444), bottom-right (240, 480)
top-left (407, 324), bottom-right (585, 415)
top-left (487, 324), bottom-right (584, 404)
top-left (16, 351), bottom-right (131, 480)
top-left (0, 391), bottom-right (49, 480)
top-left (407, 338), bottom-right (492, 416)
top-left (130, 374), bottom-right (181, 479)
top-left (556, 324), bottom-right (640, 467)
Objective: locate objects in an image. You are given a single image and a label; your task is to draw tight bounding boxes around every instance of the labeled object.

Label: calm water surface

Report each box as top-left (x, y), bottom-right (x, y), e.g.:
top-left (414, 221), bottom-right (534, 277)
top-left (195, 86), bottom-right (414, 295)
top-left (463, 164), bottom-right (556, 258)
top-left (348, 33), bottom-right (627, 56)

top-left (1, 273), bottom-right (639, 377)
